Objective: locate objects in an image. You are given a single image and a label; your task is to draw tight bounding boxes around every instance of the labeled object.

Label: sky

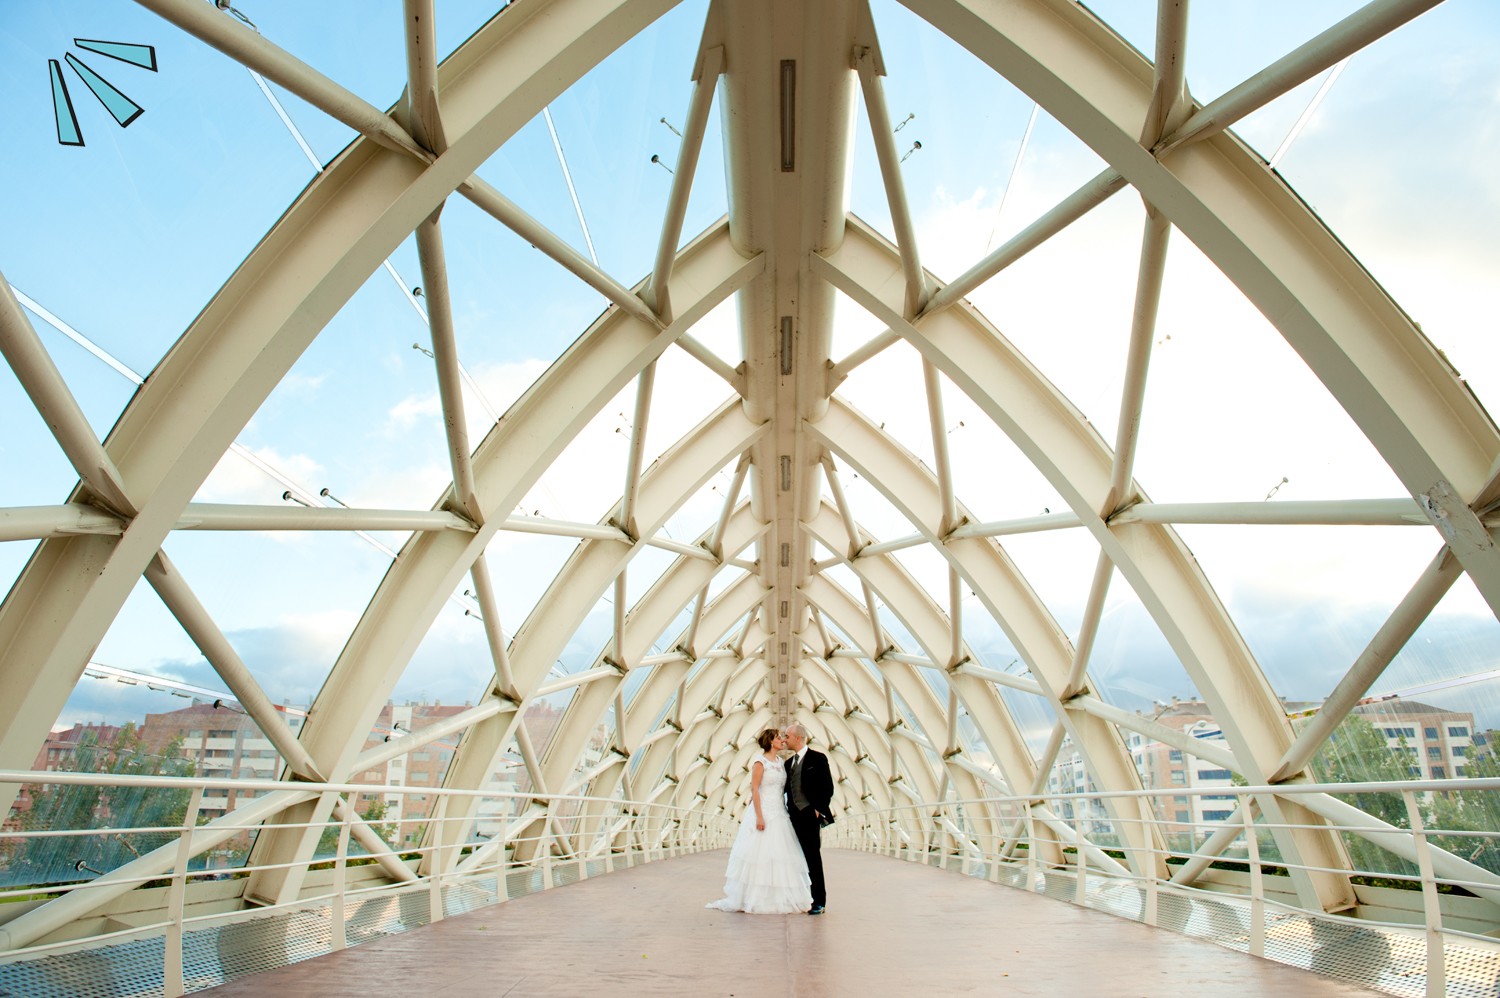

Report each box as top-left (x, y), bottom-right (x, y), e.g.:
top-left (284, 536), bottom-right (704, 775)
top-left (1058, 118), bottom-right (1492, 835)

top-left (4, 0), bottom-right (1500, 760)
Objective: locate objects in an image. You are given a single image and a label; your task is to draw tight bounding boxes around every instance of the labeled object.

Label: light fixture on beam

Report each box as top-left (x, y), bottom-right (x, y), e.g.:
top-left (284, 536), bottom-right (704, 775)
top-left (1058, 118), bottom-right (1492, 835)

top-left (779, 60), bottom-right (795, 171)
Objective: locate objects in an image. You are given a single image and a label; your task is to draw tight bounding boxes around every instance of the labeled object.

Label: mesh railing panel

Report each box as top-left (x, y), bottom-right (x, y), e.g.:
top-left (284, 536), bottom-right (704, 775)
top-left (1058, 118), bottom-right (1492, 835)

top-left (904, 848), bottom-right (1500, 998)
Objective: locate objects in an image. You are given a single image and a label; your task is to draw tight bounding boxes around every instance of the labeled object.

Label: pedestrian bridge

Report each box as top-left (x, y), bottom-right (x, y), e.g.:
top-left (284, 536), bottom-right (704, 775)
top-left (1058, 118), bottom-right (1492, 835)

top-left (7, 0), bottom-right (1500, 996)
top-left (0, 850), bottom-right (1427, 998)
top-left (5, 800), bottom-right (1500, 998)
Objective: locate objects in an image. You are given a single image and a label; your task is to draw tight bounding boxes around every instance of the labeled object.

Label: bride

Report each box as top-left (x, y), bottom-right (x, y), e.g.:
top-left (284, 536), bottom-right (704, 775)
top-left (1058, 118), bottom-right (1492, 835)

top-left (705, 728), bottom-right (812, 914)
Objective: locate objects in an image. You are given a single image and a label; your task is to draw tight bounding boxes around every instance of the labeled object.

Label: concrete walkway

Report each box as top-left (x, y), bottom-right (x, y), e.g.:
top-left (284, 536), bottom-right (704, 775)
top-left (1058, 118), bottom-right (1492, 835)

top-left (198, 850), bottom-right (1387, 996)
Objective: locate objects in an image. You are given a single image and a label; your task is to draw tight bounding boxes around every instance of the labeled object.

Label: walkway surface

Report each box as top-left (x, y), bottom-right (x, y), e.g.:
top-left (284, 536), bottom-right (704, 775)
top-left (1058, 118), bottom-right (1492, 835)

top-left (198, 850), bottom-right (1386, 997)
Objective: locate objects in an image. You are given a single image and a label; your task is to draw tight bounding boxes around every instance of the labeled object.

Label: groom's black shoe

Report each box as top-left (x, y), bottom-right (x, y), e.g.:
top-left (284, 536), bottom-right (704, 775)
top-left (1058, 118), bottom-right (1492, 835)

top-left (808, 904), bottom-right (825, 915)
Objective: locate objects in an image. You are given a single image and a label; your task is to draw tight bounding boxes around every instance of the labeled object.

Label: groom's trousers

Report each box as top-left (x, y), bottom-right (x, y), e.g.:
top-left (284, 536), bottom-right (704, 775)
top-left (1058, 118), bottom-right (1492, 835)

top-left (789, 805), bottom-right (825, 908)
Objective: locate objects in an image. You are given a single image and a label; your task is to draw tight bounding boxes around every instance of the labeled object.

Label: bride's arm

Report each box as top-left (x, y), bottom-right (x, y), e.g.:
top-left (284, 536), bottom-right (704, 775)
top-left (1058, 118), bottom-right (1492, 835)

top-left (750, 759), bottom-right (765, 830)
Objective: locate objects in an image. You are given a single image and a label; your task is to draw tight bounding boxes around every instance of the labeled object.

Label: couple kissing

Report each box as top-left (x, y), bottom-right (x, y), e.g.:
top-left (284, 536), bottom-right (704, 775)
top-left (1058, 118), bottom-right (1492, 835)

top-left (705, 723), bottom-right (833, 915)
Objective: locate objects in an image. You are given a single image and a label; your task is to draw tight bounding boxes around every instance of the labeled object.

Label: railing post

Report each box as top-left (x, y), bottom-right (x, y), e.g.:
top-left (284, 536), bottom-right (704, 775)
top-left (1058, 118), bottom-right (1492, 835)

top-left (163, 786), bottom-right (203, 998)
top-left (1403, 790), bottom-right (1445, 998)
top-left (1073, 812), bottom-right (1088, 905)
top-left (540, 807), bottom-right (556, 888)
top-left (1244, 794), bottom-right (1264, 958)
top-left (1025, 807), bottom-right (1039, 892)
top-left (1142, 821), bottom-right (1159, 928)
top-left (331, 805), bottom-right (351, 952)
top-left (428, 794), bottom-right (448, 924)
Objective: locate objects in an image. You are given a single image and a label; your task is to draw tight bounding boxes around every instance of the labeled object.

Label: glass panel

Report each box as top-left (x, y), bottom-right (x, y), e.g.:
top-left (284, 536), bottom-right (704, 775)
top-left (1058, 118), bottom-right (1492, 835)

top-left (1134, 238), bottom-right (1406, 506)
top-left (826, 456), bottom-right (920, 551)
top-left (150, 530), bottom-right (384, 707)
top-left (389, 599), bottom-right (496, 706)
top-left (658, 455), bottom-right (740, 546)
top-left (837, 338), bottom-right (936, 472)
top-left (960, 192), bottom-right (1146, 440)
top-left (945, 378), bottom-right (1068, 525)
top-left (520, 383), bottom-right (631, 524)
top-left (989, 528), bottom-right (1103, 643)
top-left (1261, 3), bottom-right (1500, 407)
top-left (5, 720), bottom-right (201, 888)
top-left (482, 532), bottom-right (581, 631)
top-left (1176, 524), bottom-right (1439, 705)
top-left (1087, 585), bottom-right (1201, 712)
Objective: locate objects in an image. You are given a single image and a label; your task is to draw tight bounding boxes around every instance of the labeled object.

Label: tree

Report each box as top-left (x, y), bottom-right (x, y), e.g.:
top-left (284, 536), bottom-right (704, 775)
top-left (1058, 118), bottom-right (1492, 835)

top-left (1426, 750), bottom-right (1500, 875)
top-left (315, 795), bottom-right (395, 860)
top-left (9, 724), bottom-right (198, 888)
top-left (1306, 715), bottom-right (1422, 877)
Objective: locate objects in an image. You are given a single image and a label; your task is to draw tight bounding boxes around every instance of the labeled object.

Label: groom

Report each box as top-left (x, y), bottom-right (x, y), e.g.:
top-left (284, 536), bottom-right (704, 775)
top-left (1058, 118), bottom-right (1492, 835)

top-left (783, 723), bottom-right (833, 914)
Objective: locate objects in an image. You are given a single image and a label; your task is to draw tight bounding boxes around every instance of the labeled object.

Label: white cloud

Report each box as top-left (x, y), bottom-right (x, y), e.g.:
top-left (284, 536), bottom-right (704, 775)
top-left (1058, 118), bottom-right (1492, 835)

top-left (196, 445), bottom-right (325, 505)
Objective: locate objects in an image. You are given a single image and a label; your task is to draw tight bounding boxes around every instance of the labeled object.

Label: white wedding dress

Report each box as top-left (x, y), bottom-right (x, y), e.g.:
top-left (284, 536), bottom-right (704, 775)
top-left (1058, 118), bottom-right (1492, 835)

top-left (705, 756), bottom-right (811, 914)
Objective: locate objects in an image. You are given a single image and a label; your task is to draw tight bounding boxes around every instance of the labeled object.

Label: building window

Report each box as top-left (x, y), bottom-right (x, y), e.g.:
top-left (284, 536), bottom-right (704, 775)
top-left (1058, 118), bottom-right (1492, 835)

top-left (1448, 726), bottom-right (1469, 737)
top-left (1408, 766), bottom-right (1420, 777)
top-left (1168, 750), bottom-right (1182, 762)
top-left (1431, 766), bottom-right (1446, 778)
top-left (1174, 811), bottom-right (1190, 823)
top-left (1456, 766), bottom-right (1467, 777)
top-left (1197, 769), bottom-right (1232, 781)
top-left (1453, 746), bottom-right (1467, 756)
top-left (1170, 771), bottom-right (1185, 785)
top-left (1428, 747), bottom-right (1442, 759)
top-left (209, 729), bottom-right (235, 739)
top-left (1424, 727), bottom-right (1439, 740)
top-left (1203, 810), bottom-right (1234, 821)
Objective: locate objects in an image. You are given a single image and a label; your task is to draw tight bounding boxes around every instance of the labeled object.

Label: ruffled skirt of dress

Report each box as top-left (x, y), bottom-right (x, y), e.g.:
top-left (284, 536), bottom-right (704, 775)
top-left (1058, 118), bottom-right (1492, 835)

top-left (705, 808), bottom-right (811, 914)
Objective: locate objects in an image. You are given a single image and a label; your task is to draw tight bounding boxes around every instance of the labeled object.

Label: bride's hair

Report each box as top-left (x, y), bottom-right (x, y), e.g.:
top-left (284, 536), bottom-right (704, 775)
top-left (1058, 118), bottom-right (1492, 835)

top-left (756, 728), bottom-right (778, 752)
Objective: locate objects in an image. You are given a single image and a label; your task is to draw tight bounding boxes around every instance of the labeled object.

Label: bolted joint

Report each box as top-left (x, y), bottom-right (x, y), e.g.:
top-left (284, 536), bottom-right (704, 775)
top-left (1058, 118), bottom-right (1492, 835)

top-left (1058, 683), bottom-right (1090, 704)
top-left (937, 514), bottom-right (971, 543)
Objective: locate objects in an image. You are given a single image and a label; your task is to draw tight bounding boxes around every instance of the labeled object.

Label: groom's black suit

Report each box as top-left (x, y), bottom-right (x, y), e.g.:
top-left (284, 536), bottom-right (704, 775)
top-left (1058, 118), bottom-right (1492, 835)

top-left (785, 748), bottom-right (833, 909)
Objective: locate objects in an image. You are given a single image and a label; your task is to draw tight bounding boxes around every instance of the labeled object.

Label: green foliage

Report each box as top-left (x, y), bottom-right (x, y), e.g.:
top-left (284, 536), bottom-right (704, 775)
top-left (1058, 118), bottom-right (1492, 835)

top-left (314, 795), bottom-right (396, 859)
top-left (1427, 750), bottom-right (1500, 875)
top-left (1307, 714), bottom-right (1419, 878)
top-left (5, 725), bottom-right (198, 888)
